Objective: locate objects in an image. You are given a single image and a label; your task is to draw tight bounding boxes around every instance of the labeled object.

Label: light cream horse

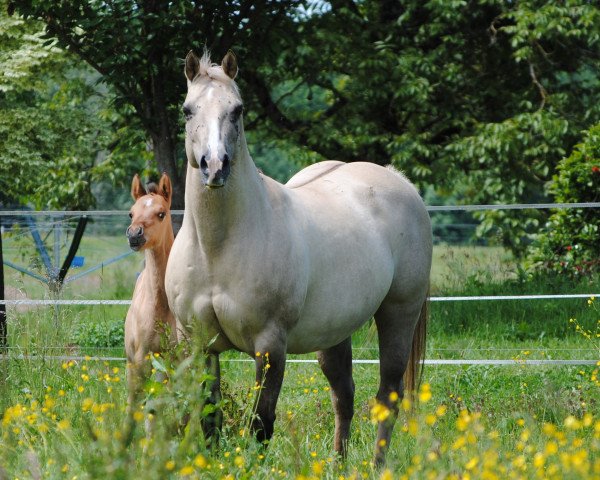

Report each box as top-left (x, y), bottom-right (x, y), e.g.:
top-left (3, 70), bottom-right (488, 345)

top-left (165, 51), bottom-right (432, 466)
top-left (125, 173), bottom-right (178, 411)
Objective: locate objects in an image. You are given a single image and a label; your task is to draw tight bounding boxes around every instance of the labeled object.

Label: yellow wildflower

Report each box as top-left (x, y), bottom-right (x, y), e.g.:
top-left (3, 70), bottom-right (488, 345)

top-left (57, 419), bottom-right (70, 430)
top-left (194, 454), bottom-right (207, 468)
top-left (380, 469), bottom-right (393, 480)
top-left (418, 383), bottom-right (432, 403)
top-left (179, 465), bottom-right (194, 476)
top-left (370, 402), bottom-right (390, 423)
top-left (81, 398), bottom-right (94, 412)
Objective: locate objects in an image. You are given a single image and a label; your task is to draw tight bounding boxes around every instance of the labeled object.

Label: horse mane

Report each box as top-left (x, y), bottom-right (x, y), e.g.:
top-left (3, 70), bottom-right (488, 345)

top-left (199, 50), bottom-right (238, 87)
top-left (146, 182), bottom-right (158, 194)
top-left (385, 165), bottom-right (420, 195)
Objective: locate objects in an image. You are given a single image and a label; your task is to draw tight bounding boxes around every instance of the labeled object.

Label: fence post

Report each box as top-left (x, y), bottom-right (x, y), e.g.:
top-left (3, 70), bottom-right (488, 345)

top-left (0, 227), bottom-right (6, 351)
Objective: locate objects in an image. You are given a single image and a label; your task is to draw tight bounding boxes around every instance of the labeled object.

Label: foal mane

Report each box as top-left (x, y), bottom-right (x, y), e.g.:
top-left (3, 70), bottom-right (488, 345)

top-left (146, 182), bottom-right (158, 194)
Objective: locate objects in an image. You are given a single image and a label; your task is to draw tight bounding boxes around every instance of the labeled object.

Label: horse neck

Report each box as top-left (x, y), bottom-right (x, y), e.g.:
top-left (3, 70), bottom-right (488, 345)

top-left (142, 226), bottom-right (173, 303)
top-left (187, 136), bottom-right (268, 253)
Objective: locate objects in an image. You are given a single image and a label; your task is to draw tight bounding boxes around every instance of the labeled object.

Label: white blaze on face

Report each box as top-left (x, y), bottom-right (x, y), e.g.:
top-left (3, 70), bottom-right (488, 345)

top-left (145, 198), bottom-right (153, 208)
top-left (205, 86), bottom-right (221, 158)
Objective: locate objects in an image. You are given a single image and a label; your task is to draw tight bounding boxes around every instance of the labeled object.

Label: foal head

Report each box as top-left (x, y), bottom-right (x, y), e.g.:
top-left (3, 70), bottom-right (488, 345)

top-left (182, 50), bottom-right (243, 189)
top-left (127, 173), bottom-right (172, 252)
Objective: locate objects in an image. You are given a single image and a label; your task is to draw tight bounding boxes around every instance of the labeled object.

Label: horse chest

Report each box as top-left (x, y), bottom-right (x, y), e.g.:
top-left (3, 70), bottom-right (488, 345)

top-left (175, 260), bottom-right (303, 353)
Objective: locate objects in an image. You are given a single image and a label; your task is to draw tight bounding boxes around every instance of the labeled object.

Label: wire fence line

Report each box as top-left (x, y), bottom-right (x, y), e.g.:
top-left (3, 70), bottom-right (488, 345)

top-left (2, 203), bottom-right (598, 366)
top-left (1, 201), bottom-right (600, 218)
top-left (1, 346), bottom-right (595, 352)
top-left (0, 354), bottom-right (597, 366)
top-left (1, 293), bottom-right (598, 306)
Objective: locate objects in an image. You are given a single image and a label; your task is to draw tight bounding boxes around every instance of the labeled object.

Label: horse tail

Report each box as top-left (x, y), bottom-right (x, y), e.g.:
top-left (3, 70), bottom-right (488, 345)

top-left (403, 287), bottom-right (428, 397)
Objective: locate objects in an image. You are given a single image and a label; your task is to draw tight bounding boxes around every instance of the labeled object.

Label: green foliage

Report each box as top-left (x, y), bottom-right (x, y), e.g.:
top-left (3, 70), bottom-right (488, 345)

top-left (527, 123), bottom-right (600, 276)
top-left (71, 317), bottom-right (124, 348)
top-left (0, 0), bottom-right (148, 209)
top-left (271, 1), bottom-right (600, 253)
top-left (5, 0), bottom-right (600, 256)
top-left (12, 0), bottom-right (309, 210)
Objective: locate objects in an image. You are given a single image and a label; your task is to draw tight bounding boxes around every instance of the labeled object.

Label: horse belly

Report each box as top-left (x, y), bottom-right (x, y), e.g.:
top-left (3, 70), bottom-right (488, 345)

top-left (286, 251), bottom-right (394, 353)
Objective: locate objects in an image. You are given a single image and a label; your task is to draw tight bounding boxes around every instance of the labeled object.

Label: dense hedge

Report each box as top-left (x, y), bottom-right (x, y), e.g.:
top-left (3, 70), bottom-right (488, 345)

top-left (528, 124), bottom-right (600, 276)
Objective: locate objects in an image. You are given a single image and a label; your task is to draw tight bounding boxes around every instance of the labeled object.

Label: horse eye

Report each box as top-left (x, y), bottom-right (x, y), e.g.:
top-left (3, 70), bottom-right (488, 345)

top-left (128, 212), bottom-right (133, 219)
top-left (230, 104), bottom-right (243, 122)
top-left (158, 212), bottom-right (166, 220)
top-left (182, 105), bottom-right (193, 121)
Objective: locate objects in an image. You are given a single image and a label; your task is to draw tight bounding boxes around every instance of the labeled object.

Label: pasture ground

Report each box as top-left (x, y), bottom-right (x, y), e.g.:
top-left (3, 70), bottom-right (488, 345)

top-left (1, 243), bottom-right (599, 479)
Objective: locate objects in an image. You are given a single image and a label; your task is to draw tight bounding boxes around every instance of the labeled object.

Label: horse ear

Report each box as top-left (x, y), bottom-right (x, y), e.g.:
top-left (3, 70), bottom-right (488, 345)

top-left (131, 174), bottom-right (147, 200)
top-left (221, 50), bottom-right (238, 80)
top-left (185, 50), bottom-right (201, 83)
top-left (158, 173), bottom-right (172, 207)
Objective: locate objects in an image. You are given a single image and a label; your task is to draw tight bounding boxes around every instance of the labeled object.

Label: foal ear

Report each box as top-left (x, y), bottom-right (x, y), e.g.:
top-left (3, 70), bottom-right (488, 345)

top-left (131, 174), bottom-right (147, 200)
top-left (185, 50), bottom-right (201, 83)
top-left (158, 172), bottom-right (172, 207)
top-left (221, 50), bottom-right (238, 80)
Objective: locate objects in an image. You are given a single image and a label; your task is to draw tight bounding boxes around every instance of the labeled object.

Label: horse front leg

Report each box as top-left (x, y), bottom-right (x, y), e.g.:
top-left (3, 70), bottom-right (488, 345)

top-left (201, 353), bottom-right (223, 445)
top-left (251, 346), bottom-right (286, 444)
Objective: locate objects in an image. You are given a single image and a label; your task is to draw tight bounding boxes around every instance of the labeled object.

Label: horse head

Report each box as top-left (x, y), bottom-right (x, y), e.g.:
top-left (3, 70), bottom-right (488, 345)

top-left (183, 50), bottom-right (242, 189)
top-left (127, 173), bottom-right (172, 251)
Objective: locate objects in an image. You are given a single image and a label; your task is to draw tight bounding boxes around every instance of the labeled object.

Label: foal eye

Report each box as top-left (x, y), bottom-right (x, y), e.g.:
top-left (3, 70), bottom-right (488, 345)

top-left (128, 212), bottom-right (133, 219)
top-left (157, 212), bottom-right (166, 220)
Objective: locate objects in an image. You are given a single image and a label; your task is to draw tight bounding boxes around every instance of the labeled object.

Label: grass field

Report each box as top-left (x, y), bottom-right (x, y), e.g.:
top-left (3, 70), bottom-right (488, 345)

top-left (1, 236), bottom-right (599, 479)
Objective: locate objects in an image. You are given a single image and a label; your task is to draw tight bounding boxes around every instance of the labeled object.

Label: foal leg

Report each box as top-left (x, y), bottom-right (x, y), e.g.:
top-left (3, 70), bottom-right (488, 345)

top-left (373, 302), bottom-right (422, 467)
top-left (317, 337), bottom-right (355, 459)
top-left (251, 344), bottom-right (286, 444)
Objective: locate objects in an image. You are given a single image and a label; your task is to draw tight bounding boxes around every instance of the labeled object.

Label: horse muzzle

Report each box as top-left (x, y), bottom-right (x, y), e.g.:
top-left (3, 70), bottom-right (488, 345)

top-left (200, 154), bottom-right (230, 189)
top-left (126, 226), bottom-right (146, 251)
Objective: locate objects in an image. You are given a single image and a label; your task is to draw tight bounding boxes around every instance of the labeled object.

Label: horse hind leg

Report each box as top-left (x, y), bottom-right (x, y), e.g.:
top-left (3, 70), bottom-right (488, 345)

top-left (373, 299), bottom-right (427, 467)
top-left (317, 337), bottom-right (355, 459)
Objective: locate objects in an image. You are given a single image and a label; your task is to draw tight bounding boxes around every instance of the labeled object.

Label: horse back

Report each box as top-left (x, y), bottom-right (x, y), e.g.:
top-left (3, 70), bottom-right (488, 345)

top-left (280, 162), bottom-right (432, 352)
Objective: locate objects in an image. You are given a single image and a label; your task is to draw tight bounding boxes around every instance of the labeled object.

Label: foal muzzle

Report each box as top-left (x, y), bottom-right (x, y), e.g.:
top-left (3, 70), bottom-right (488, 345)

top-left (126, 226), bottom-right (146, 251)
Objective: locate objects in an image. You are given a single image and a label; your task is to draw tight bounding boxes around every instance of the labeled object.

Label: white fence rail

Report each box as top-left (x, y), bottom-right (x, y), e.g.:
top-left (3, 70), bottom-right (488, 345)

top-left (1, 293), bottom-right (599, 306)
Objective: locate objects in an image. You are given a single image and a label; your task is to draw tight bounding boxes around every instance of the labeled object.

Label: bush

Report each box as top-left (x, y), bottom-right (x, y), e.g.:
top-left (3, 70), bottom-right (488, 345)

top-left (527, 123), bottom-right (600, 276)
top-left (71, 317), bottom-right (124, 347)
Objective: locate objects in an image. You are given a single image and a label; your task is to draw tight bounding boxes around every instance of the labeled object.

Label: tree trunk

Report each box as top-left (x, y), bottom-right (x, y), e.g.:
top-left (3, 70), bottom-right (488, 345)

top-left (151, 131), bottom-right (186, 233)
top-left (147, 68), bottom-right (187, 233)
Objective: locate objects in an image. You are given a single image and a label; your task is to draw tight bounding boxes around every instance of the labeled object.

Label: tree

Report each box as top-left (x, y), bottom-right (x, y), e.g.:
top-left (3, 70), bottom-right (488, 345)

top-left (1, 0), bottom-right (157, 210)
top-left (527, 123), bottom-right (600, 276)
top-left (248, 1), bottom-right (600, 254)
top-left (1, 0), bottom-right (96, 209)
top-left (8, 1), bottom-right (600, 256)
top-left (12, 0), bottom-right (308, 210)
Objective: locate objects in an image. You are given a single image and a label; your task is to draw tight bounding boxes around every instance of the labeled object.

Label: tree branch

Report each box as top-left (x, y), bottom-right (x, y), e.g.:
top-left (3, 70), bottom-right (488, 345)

top-left (528, 61), bottom-right (547, 110)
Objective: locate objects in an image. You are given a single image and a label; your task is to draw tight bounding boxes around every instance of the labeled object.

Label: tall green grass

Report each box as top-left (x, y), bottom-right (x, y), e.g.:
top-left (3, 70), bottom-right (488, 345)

top-left (1, 244), bottom-right (599, 478)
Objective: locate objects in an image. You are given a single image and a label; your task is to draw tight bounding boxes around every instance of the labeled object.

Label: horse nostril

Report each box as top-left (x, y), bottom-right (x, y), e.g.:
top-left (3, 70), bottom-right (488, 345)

top-left (137, 227), bottom-right (143, 236)
top-left (222, 154), bottom-right (230, 175)
top-left (200, 155), bottom-right (208, 175)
